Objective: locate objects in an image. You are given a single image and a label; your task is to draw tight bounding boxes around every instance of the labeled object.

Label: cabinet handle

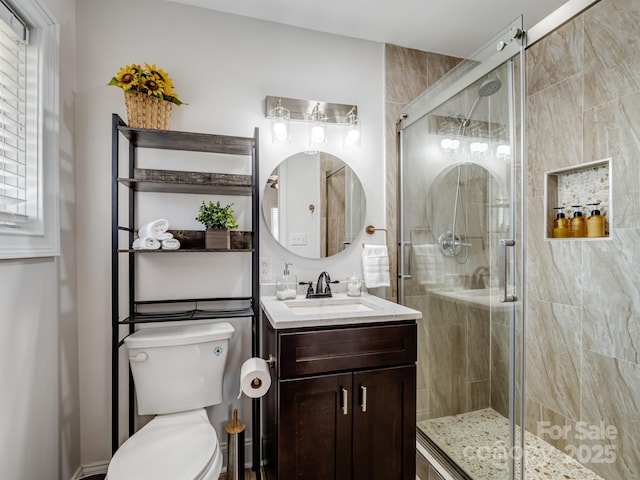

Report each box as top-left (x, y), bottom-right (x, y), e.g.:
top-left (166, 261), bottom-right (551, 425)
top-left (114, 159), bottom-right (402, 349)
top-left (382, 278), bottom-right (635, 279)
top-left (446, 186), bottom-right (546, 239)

top-left (341, 387), bottom-right (348, 415)
top-left (360, 385), bottom-right (367, 412)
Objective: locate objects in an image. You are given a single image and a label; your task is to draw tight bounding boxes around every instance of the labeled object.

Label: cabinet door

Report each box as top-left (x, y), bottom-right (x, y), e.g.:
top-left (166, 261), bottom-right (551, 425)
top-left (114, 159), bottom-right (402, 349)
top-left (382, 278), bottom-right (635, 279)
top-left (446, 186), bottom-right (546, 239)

top-left (279, 373), bottom-right (352, 480)
top-left (352, 365), bottom-right (416, 480)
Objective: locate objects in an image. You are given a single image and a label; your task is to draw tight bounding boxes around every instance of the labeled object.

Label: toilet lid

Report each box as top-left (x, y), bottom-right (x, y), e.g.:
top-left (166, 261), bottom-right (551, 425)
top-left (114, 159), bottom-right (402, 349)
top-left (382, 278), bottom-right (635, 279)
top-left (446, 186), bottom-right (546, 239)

top-left (108, 410), bottom-right (219, 480)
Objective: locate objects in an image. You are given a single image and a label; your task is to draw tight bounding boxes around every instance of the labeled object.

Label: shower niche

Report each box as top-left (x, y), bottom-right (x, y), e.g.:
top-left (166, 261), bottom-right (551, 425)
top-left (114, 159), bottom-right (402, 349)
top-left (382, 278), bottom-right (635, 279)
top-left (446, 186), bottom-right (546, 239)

top-left (544, 158), bottom-right (611, 240)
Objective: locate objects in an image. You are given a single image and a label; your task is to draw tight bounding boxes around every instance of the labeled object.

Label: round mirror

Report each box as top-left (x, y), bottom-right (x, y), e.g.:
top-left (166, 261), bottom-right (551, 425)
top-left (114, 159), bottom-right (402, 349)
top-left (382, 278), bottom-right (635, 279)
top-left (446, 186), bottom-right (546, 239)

top-left (262, 151), bottom-right (366, 259)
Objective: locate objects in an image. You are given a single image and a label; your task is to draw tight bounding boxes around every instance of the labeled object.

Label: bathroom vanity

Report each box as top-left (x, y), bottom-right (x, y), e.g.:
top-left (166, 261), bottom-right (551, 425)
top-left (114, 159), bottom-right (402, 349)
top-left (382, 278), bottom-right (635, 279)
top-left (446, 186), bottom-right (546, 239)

top-left (260, 293), bottom-right (421, 480)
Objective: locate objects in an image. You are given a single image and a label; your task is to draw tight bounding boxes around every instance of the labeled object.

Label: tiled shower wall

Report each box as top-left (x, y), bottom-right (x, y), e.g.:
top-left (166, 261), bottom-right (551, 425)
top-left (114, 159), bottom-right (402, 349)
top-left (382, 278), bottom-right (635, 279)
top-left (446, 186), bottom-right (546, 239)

top-left (525, 0), bottom-right (640, 477)
top-left (384, 45), bottom-right (461, 302)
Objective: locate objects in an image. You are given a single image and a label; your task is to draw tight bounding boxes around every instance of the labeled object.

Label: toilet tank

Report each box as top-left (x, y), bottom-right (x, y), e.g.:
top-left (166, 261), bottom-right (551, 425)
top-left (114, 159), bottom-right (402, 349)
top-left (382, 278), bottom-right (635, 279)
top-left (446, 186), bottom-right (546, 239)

top-left (124, 322), bottom-right (235, 415)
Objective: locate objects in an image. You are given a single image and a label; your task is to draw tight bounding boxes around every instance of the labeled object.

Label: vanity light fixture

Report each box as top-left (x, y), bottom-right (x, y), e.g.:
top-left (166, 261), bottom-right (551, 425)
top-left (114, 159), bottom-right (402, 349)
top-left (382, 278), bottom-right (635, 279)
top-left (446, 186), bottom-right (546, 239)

top-left (269, 98), bottom-right (290, 144)
top-left (308, 102), bottom-right (328, 148)
top-left (343, 107), bottom-right (361, 149)
top-left (265, 96), bottom-right (360, 148)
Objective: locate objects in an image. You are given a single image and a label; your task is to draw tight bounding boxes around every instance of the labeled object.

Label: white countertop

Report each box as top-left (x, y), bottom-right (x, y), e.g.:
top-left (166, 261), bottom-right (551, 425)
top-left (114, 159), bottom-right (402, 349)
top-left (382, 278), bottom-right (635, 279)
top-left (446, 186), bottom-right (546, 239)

top-left (260, 292), bottom-right (422, 330)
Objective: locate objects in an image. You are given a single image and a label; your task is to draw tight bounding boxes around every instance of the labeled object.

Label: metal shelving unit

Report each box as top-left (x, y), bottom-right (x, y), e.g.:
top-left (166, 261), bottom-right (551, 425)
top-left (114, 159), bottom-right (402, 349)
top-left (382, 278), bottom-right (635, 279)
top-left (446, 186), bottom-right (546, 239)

top-left (111, 114), bottom-right (261, 478)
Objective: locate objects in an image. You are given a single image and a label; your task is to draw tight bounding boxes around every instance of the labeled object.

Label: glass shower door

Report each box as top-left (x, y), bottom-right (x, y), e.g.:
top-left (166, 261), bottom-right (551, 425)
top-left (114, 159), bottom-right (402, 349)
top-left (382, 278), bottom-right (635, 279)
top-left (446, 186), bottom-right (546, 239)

top-left (398, 18), bottom-right (524, 480)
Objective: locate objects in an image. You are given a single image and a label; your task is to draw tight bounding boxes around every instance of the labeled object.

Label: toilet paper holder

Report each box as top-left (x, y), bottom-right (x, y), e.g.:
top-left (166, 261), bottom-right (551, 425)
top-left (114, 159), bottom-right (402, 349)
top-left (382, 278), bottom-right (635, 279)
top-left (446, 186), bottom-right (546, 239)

top-left (265, 354), bottom-right (276, 368)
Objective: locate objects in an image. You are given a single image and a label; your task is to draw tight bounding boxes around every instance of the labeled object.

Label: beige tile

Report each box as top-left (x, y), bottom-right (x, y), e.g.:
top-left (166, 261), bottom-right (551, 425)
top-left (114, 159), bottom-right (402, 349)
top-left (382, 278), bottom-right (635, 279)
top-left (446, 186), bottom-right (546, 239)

top-left (426, 52), bottom-right (463, 87)
top-left (490, 322), bottom-right (509, 418)
top-left (526, 299), bottom-right (582, 420)
top-left (526, 15), bottom-right (583, 96)
top-left (584, 0), bottom-right (640, 110)
top-left (581, 350), bottom-right (640, 478)
top-left (467, 306), bottom-right (490, 382)
top-left (428, 323), bottom-right (468, 417)
top-left (385, 44), bottom-right (431, 104)
top-left (583, 228), bottom-right (640, 364)
top-left (584, 92), bottom-right (640, 229)
top-left (526, 196), bottom-right (584, 307)
top-left (526, 75), bottom-right (584, 198)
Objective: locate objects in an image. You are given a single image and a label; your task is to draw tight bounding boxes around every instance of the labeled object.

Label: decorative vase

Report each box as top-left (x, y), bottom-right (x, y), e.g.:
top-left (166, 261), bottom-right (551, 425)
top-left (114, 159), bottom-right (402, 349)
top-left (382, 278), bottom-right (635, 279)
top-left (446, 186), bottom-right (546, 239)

top-left (205, 228), bottom-right (230, 249)
top-left (124, 91), bottom-right (173, 130)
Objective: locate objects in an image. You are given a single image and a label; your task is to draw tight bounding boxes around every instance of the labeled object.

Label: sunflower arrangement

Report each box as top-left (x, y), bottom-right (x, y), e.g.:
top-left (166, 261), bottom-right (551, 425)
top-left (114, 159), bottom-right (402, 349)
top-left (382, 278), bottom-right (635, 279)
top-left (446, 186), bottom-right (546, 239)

top-left (108, 63), bottom-right (183, 106)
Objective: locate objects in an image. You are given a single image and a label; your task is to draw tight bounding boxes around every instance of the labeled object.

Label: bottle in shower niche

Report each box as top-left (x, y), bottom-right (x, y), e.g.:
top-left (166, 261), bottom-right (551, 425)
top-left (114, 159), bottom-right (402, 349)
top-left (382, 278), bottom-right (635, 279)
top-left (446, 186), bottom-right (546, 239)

top-left (276, 262), bottom-right (297, 300)
top-left (569, 205), bottom-right (586, 238)
top-left (586, 203), bottom-right (606, 237)
top-left (552, 206), bottom-right (569, 238)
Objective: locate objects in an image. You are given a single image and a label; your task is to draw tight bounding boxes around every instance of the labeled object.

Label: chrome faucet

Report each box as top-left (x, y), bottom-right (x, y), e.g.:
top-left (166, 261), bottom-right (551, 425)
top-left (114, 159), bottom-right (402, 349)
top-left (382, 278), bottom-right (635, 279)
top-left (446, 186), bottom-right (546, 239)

top-left (470, 266), bottom-right (490, 289)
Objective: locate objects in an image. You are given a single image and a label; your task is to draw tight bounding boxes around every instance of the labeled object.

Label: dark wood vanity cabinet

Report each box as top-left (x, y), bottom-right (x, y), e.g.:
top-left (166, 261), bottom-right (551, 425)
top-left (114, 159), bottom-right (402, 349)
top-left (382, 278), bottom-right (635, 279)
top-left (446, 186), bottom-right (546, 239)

top-left (262, 318), bottom-right (417, 480)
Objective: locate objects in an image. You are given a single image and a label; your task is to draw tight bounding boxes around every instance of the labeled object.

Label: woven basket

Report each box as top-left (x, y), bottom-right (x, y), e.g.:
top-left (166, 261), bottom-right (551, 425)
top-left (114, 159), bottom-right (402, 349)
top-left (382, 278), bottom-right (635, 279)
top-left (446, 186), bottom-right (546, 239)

top-left (124, 91), bottom-right (173, 129)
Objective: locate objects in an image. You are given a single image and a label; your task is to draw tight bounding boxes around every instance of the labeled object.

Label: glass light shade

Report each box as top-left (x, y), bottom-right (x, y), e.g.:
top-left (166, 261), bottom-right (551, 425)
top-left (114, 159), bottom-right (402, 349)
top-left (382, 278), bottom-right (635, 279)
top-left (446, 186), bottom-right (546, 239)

top-left (497, 144), bottom-right (511, 157)
top-left (308, 111), bottom-right (327, 148)
top-left (343, 113), bottom-right (361, 149)
top-left (270, 105), bottom-right (290, 143)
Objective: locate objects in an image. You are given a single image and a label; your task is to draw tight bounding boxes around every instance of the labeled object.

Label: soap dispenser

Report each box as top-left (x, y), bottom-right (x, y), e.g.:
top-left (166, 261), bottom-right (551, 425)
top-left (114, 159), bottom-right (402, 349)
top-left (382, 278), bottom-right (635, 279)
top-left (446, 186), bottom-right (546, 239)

top-left (569, 205), bottom-right (586, 238)
top-left (276, 262), bottom-right (297, 300)
top-left (586, 203), bottom-right (605, 237)
top-left (552, 206), bottom-right (569, 238)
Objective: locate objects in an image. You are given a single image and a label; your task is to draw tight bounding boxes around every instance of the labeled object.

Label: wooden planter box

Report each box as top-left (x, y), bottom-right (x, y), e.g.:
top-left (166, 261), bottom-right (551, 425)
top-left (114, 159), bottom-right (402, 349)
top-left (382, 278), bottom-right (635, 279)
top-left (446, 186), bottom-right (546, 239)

top-left (205, 229), bottom-right (230, 249)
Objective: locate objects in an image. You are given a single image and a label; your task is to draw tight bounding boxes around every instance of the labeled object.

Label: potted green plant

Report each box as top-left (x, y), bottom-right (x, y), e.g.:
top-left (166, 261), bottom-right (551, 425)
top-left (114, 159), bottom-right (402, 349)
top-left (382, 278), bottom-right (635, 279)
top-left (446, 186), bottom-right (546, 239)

top-left (196, 200), bottom-right (239, 249)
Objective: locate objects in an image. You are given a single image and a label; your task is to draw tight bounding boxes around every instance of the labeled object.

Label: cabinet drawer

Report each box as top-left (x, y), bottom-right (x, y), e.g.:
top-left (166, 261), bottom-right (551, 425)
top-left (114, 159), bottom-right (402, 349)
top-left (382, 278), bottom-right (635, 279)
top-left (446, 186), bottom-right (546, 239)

top-left (278, 323), bottom-right (416, 378)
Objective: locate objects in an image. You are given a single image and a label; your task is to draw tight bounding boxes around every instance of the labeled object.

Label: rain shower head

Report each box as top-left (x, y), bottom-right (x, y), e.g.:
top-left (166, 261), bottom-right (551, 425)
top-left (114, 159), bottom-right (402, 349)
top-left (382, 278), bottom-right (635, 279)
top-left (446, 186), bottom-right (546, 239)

top-left (460, 78), bottom-right (502, 128)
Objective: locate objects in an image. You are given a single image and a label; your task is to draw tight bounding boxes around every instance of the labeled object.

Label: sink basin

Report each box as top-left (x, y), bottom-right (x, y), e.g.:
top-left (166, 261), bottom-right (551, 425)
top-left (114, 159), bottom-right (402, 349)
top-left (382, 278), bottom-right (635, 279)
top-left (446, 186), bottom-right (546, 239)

top-left (284, 297), bottom-right (376, 315)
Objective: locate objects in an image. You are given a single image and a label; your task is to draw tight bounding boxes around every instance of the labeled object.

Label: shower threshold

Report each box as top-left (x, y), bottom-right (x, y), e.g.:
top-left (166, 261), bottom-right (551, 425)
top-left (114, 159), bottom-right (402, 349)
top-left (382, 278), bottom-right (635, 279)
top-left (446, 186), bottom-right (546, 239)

top-left (418, 408), bottom-right (605, 480)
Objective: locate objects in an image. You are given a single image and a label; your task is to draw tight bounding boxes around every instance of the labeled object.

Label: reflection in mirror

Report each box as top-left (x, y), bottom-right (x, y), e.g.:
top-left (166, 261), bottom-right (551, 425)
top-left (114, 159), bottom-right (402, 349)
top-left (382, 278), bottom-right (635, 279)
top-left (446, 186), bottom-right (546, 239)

top-left (262, 151), bottom-right (366, 259)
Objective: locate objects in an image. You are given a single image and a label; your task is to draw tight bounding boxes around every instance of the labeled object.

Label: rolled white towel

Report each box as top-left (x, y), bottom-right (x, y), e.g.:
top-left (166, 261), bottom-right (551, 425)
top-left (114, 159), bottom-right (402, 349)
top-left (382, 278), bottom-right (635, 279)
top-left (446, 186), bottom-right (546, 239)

top-left (161, 238), bottom-right (180, 250)
top-left (138, 219), bottom-right (170, 239)
top-left (132, 237), bottom-right (161, 250)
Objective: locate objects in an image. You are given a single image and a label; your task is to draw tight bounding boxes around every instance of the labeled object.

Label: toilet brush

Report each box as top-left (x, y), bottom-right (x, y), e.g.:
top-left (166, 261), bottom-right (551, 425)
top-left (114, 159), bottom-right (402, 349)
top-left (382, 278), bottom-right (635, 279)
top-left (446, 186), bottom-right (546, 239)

top-left (225, 408), bottom-right (245, 480)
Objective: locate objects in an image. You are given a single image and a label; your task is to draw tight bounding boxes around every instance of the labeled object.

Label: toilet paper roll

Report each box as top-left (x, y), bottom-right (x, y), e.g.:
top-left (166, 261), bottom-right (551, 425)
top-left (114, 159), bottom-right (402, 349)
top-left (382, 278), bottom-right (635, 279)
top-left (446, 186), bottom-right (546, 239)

top-left (238, 357), bottom-right (271, 399)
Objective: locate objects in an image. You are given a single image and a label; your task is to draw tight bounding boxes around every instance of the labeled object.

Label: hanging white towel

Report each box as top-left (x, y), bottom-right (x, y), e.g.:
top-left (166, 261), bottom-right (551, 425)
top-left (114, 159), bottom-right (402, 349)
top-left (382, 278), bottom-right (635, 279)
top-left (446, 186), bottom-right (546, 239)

top-left (413, 244), bottom-right (443, 286)
top-left (161, 238), bottom-right (181, 250)
top-left (362, 244), bottom-right (391, 288)
top-left (138, 219), bottom-right (171, 239)
top-left (132, 237), bottom-right (161, 250)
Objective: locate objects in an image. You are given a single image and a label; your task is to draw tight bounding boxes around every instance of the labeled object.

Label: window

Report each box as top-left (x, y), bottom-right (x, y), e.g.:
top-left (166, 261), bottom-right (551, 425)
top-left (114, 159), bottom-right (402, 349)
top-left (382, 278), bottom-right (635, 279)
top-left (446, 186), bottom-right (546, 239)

top-left (0, 0), bottom-right (58, 259)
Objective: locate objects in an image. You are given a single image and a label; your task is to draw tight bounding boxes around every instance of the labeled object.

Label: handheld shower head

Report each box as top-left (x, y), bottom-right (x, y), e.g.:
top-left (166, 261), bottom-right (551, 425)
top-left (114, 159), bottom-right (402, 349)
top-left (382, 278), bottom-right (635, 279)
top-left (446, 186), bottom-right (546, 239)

top-left (459, 78), bottom-right (502, 130)
top-left (478, 78), bottom-right (502, 97)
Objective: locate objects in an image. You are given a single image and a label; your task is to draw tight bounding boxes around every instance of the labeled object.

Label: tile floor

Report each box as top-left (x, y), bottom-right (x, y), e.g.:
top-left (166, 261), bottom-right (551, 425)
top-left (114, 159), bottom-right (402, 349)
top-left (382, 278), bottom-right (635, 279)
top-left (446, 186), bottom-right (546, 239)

top-left (419, 408), bottom-right (605, 480)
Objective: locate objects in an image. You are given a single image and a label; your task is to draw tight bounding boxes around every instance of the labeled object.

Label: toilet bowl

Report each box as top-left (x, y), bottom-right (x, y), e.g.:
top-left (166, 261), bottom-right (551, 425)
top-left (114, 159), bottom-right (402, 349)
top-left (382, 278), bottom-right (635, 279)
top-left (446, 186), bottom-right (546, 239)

top-left (106, 322), bottom-right (235, 480)
top-left (107, 409), bottom-right (222, 480)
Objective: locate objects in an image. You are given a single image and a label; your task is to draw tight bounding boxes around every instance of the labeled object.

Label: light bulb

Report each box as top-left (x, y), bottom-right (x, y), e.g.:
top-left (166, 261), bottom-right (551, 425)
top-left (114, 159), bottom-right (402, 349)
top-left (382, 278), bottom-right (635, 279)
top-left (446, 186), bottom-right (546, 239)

top-left (497, 144), bottom-right (511, 157)
top-left (273, 121), bottom-right (288, 142)
top-left (311, 124), bottom-right (325, 142)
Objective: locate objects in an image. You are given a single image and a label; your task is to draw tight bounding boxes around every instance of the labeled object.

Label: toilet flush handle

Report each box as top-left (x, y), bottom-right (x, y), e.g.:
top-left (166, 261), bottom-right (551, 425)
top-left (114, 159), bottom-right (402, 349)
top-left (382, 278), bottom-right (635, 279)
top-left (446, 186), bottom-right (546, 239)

top-left (129, 352), bottom-right (148, 362)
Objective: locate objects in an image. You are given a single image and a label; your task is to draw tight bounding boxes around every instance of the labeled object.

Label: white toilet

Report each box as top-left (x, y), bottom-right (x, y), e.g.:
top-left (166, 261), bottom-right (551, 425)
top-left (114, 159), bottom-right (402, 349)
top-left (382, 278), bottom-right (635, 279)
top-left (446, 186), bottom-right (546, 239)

top-left (107, 322), bottom-right (235, 480)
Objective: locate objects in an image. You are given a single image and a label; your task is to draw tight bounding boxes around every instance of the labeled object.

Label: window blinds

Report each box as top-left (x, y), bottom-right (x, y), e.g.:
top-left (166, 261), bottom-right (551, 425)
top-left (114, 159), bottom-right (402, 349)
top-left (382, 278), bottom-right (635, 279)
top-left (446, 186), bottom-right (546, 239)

top-left (0, 4), bottom-right (26, 227)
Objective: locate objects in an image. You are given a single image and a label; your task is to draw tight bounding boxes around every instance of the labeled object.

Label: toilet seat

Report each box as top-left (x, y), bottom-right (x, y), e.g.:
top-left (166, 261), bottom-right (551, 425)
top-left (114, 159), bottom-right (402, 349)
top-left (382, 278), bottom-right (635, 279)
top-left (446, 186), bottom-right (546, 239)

top-left (107, 409), bottom-right (221, 480)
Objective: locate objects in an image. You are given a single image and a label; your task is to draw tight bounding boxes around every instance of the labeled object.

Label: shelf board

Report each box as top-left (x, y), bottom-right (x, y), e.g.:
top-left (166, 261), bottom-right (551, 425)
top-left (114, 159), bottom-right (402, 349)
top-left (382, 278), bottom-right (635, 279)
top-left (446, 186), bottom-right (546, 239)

top-left (118, 248), bottom-right (253, 253)
top-left (120, 307), bottom-right (256, 324)
top-left (118, 125), bottom-right (254, 155)
top-left (119, 297), bottom-right (255, 324)
top-left (118, 168), bottom-right (253, 195)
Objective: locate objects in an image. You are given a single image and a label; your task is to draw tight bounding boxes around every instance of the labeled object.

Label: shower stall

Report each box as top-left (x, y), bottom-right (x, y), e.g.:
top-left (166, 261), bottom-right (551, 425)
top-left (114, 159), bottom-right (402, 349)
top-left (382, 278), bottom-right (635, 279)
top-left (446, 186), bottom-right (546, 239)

top-left (397, 14), bottom-right (617, 480)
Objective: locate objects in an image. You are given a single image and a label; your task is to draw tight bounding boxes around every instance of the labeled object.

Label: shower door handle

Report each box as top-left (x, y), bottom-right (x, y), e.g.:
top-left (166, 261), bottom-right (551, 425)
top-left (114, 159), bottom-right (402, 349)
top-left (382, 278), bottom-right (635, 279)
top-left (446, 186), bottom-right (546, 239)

top-left (400, 241), bottom-right (412, 279)
top-left (498, 239), bottom-right (517, 303)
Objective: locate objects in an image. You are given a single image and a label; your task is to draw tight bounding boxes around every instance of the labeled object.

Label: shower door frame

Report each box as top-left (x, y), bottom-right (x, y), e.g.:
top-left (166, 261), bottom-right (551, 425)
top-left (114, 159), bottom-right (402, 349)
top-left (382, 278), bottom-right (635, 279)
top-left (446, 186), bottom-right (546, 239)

top-left (397, 17), bottom-right (526, 480)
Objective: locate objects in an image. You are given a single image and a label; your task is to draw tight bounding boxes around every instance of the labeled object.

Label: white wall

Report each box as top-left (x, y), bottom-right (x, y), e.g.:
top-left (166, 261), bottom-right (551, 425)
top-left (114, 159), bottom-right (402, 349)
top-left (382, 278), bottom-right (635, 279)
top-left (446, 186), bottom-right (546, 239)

top-left (0, 0), bottom-right (79, 479)
top-left (75, 0), bottom-right (384, 465)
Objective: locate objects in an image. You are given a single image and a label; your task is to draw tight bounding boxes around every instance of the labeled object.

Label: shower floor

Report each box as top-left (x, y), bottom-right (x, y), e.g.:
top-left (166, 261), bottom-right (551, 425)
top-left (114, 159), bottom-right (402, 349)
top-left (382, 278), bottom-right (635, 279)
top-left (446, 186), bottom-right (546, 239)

top-left (418, 408), bottom-right (604, 480)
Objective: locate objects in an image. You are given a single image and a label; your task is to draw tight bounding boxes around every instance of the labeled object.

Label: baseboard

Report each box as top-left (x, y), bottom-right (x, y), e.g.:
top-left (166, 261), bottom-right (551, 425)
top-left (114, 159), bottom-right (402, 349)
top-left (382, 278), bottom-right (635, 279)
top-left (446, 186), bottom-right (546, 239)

top-left (68, 439), bottom-right (254, 479)
top-left (70, 461), bottom-right (109, 480)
